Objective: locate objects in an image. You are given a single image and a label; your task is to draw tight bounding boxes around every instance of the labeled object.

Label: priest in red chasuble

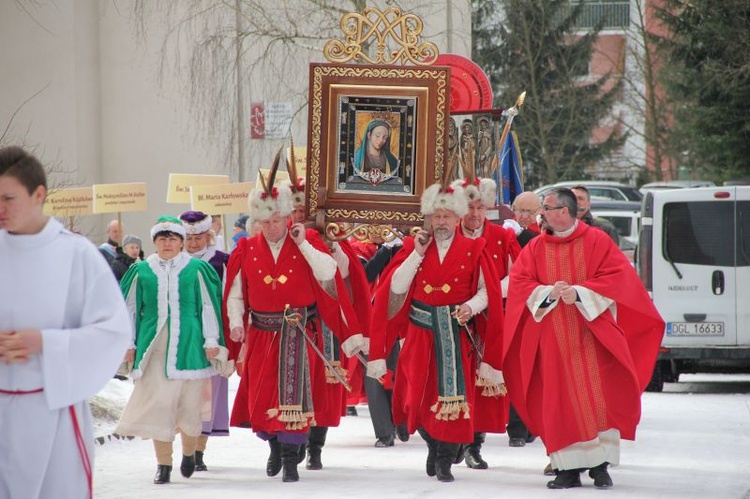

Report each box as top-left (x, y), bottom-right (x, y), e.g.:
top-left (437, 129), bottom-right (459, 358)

top-left (367, 182), bottom-right (505, 483)
top-left (503, 187), bottom-right (664, 490)
top-left (224, 158), bottom-right (365, 483)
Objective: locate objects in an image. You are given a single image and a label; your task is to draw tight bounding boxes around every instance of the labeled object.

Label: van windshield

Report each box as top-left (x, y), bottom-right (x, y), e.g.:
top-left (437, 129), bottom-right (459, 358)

top-left (663, 201), bottom-right (735, 266)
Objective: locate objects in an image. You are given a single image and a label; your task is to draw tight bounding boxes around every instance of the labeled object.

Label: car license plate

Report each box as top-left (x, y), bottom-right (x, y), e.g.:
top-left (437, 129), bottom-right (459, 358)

top-left (666, 322), bottom-right (724, 336)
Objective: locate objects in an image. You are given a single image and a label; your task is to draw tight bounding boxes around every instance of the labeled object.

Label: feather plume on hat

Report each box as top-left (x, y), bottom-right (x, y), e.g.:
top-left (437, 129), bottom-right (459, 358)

top-left (278, 136), bottom-right (306, 207)
top-left (248, 147), bottom-right (293, 221)
top-left (449, 140), bottom-right (498, 209)
top-left (420, 149), bottom-right (469, 218)
top-left (451, 177), bottom-right (497, 209)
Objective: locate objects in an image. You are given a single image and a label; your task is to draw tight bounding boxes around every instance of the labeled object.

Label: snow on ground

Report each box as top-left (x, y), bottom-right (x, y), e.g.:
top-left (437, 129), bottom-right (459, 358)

top-left (93, 374), bottom-right (750, 498)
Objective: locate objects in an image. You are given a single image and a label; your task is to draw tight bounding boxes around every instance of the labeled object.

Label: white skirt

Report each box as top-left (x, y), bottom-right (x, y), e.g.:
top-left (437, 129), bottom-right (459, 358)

top-left (115, 327), bottom-right (204, 441)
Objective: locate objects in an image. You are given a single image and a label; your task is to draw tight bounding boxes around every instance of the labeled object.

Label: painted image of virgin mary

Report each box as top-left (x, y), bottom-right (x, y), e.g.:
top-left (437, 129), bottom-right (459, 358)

top-left (353, 120), bottom-right (400, 176)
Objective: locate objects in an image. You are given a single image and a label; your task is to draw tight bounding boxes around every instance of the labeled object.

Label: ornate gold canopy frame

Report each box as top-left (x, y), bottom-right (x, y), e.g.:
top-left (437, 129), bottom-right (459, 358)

top-left (308, 7), bottom-right (448, 242)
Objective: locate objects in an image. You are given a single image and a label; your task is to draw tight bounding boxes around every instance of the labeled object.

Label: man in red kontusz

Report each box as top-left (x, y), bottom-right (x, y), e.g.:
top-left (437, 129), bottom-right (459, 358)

top-left (224, 176), bottom-right (366, 483)
top-left (367, 182), bottom-right (505, 483)
top-left (452, 176), bottom-right (520, 469)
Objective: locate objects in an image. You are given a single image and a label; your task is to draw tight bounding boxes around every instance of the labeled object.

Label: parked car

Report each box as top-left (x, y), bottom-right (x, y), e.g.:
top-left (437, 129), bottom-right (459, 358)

top-left (638, 186), bottom-right (750, 391)
top-left (640, 180), bottom-right (715, 194)
top-left (590, 200), bottom-right (641, 246)
top-left (535, 181), bottom-right (643, 202)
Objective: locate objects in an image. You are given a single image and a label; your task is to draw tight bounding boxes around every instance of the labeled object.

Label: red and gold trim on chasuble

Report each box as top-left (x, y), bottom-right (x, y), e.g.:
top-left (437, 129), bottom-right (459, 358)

top-left (544, 237), bottom-right (608, 440)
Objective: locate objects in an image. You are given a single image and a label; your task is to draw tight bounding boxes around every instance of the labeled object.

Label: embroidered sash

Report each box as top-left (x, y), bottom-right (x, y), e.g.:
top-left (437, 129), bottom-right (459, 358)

top-left (409, 300), bottom-right (470, 420)
top-left (253, 306), bottom-right (316, 430)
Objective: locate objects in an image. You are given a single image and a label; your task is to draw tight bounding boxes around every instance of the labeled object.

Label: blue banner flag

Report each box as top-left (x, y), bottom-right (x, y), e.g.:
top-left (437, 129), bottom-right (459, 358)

top-left (494, 130), bottom-right (524, 205)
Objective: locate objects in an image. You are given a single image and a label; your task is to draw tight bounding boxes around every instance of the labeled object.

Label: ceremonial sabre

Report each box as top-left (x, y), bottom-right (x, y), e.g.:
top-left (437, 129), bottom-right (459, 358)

top-left (454, 306), bottom-right (483, 363)
top-left (283, 304), bottom-right (352, 392)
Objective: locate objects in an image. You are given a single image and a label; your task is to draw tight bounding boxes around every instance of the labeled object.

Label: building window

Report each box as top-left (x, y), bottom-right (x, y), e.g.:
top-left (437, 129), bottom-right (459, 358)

top-left (560, 1), bottom-right (631, 30)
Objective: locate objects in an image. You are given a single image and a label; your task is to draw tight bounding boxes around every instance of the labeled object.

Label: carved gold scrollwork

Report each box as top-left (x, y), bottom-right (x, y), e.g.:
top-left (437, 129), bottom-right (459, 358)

top-left (323, 7), bottom-right (438, 65)
top-left (325, 222), bottom-right (406, 243)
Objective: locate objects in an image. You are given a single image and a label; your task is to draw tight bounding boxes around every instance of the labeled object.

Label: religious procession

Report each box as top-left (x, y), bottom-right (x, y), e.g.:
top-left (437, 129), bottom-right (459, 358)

top-left (8, 2), bottom-right (749, 498)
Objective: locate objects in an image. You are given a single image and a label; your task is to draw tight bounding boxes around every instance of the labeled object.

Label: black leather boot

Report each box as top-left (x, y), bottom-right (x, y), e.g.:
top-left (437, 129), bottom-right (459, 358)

top-left (266, 437), bottom-right (282, 477)
top-left (417, 428), bottom-right (437, 477)
top-left (547, 469), bottom-right (582, 489)
top-left (464, 432), bottom-right (488, 469)
top-left (436, 442), bottom-right (460, 482)
top-left (194, 450), bottom-right (207, 472)
top-left (153, 464), bottom-right (172, 484)
top-left (588, 462), bottom-right (613, 489)
top-left (281, 443), bottom-right (301, 482)
top-left (395, 424), bottom-right (410, 442)
top-left (306, 426), bottom-right (327, 470)
top-left (180, 454), bottom-right (195, 478)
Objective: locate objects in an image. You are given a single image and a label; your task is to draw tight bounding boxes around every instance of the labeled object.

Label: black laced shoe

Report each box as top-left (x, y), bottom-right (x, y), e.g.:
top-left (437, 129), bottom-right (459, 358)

top-left (546, 469), bottom-right (582, 489)
top-left (374, 434), bottom-right (395, 448)
top-left (194, 451), bottom-right (208, 472)
top-left (509, 437), bottom-right (527, 447)
top-left (153, 465), bottom-right (172, 484)
top-left (180, 454), bottom-right (195, 478)
top-left (589, 462), bottom-right (614, 489)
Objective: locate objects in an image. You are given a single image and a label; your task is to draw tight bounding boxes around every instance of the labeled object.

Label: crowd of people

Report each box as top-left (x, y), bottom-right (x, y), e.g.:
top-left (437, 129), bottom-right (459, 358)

top-left (0, 145), bottom-right (664, 497)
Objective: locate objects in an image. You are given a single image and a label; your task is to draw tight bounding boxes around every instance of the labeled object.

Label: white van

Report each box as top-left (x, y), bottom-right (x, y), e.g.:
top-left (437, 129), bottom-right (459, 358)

top-left (638, 186), bottom-right (750, 391)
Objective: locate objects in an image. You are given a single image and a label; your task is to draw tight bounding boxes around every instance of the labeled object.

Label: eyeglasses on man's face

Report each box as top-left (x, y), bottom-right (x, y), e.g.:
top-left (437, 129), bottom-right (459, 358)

top-left (513, 208), bottom-right (538, 216)
top-left (542, 205), bottom-right (564, 212)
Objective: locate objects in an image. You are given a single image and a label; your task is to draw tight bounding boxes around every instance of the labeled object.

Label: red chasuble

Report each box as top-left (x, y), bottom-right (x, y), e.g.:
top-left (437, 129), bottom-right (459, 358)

top-left (370, 233), bottom-right (505, 443)
top-left (503, 223), bottom-right (664, 454)
top-left (223, 230), bottom-right (354, 434)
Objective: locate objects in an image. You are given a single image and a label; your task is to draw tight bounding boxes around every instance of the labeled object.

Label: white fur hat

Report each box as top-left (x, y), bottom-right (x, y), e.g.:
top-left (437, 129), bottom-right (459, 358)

top-left (451, 177), bottom-right (497, 208)
top-left (248, 182), bottom-right (294, 221)
top-left (150, 216), bottom-right (186, 240)
top-left (420, 183), bottom-right (469, 218)
top-left (179, 211), bottom-right (213, 235)
top-left (277, 178), bottom-right (305, 207)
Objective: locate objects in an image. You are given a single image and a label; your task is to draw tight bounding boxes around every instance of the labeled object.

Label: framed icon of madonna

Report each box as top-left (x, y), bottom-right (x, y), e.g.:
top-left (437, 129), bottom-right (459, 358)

top-left (306, 63), bottom-right (450, 227)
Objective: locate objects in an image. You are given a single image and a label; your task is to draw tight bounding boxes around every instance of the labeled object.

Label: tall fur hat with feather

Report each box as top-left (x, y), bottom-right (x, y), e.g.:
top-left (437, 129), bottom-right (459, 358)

top-left (277, 136), bottom-right (305, 207)
top-left (248, 147), bottom-right (294, 221)
top-left (450, 136), bottom-right (497, 208)
top-left (420, 153), bottom-right (469, 218)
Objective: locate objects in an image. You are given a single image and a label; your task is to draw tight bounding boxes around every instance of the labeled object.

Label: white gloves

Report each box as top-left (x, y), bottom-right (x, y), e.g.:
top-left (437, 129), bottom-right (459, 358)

top-left (367, 359), bottom-right (387, 379)
top-left (503, 219), bottom-right (523, 235)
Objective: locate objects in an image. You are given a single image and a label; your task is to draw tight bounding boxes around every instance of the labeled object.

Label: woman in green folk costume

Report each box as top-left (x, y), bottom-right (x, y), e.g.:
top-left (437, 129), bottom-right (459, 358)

top-left (115, 216), bottom-right (228, 485)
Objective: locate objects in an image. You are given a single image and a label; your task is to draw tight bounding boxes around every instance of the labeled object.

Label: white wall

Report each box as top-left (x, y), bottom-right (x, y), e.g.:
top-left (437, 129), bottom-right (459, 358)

top-left (0, 0), bottom-right (471, 247)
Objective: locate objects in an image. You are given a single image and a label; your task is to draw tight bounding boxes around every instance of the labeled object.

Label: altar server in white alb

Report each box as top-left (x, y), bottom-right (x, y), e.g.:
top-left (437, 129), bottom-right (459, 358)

top-left (0, 146), bottom-right (131, 499)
